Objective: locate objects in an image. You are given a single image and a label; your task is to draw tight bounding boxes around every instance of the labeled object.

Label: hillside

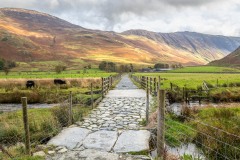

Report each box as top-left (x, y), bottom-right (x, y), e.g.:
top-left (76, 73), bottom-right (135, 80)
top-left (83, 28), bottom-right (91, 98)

top-left (0, 8), bottom-right (240, 67)
top-left (209, 47), bottom-right (240, 67)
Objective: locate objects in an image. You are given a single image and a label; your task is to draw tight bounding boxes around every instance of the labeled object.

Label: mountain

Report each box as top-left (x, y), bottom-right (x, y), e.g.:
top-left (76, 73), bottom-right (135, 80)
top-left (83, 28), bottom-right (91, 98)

top-left (209, 47), bottom-right (240, 67)
top-left (122, 30), bottom-right (240, 62)
top-left (0, 8), bottom-right (240, 67)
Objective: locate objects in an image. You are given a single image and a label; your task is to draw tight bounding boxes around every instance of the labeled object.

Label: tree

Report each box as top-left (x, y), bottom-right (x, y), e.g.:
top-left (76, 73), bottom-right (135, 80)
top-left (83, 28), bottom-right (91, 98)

top-left (0, 59), bottom-right (16, 75)
top-left (178, 63), bottom-right (183, 68)
top-left (99, 61), bottom-right (107, 70)
top-left (87, 64), bottom-right (91, 69)
top-left (130, 64), bottom-right (134, 72)
top-left (154, 63), bottom-right (166, 69)
top-left (99, 61), bottom-right (116, 72)
top-left (165, 64), bottom-right (170, 69)
top-left (55, 64), bottom-right (67, 74)
top-left (171, 64), bottom-right (177, 69)
top-left (0, 59), bottom-right (4, 70)
top-left (3, 67), bottom-right (10, 75)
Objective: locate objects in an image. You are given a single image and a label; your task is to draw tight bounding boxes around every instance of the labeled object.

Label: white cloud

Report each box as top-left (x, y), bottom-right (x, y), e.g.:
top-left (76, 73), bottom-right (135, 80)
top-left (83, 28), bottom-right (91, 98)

top-left (0, 0), bottom-right (239, 36)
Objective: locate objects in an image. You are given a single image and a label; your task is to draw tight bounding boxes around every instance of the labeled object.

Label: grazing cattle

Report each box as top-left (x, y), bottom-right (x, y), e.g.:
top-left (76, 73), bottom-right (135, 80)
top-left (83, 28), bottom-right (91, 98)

top-left (26, 80), bottom-right (35, 88)
top-left (54, 79), bottom-right (66, 85)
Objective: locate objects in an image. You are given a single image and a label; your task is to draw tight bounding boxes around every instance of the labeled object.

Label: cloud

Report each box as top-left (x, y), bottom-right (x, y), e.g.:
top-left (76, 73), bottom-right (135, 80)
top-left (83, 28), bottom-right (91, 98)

top-left (162, 0), bottom-right (221, 6)
top-left (0, 0), bottom-right (239, 36)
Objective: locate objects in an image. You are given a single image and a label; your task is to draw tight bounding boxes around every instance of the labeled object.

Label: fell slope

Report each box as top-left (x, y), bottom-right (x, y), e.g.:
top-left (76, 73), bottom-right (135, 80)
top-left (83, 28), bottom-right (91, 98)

top-left (209, 47), bottom-right (240, 67)
top-left (0, 8), bottom-right (240, 66)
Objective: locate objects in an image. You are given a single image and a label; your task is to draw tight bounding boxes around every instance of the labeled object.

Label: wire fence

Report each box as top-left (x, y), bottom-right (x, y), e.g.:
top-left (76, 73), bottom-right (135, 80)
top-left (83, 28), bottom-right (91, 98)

top-left (0, 74), bottom-right (121, 159)
top-left (131, 75), bottom-right (240, 160)
top-left (131, 74), bottom-right (240, 104)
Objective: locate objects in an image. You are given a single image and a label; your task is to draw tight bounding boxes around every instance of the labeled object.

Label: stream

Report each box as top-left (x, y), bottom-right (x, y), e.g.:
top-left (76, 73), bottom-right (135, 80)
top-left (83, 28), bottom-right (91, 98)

top-left (0, 103), bottom-right (58, 112)
top-left (167, 101), bottom-right (223, 115)
top-left (151, 143), bottom-right (206, 159)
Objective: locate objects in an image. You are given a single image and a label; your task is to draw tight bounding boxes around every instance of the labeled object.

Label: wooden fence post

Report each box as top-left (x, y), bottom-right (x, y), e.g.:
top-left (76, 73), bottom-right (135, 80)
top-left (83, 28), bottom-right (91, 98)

top-left (21, 97), bottom-right (31, 155)
top-left (69, 91), bottom-right (73, 125)
top-left (157, 90), bottom-right (165, 159)
top-left (143, 76), bottom-right (146, 89)
top-left (150, 77), bottom-right (152, 94)
top-left (170, 82), bottom-right (173, 91)
top-left (146, 81), bottom-right (149, 124)
top-left (111, 76), bottom-right (113, 87)
top-left (154, 78), bottom-right (156, 95)
top-left (91, 83), bottom-right (93, 109)
top-left (146, 77), bottom-right (149, 90)
top-left (108, 77), bottom-right (110, 90)
top-left (185, 90), bottom-right (189, 104)
top-left (183, 87), bottom-right (185, 100)
top-left (102, 77), bottom-right (104, 98)
top-left (158, 76), bottom-right (161, 90)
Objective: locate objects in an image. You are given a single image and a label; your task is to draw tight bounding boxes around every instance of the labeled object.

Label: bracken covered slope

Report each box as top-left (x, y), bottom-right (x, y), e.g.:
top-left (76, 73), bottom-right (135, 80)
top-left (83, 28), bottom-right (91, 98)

top-left (0, 8), bottom-right (240, 66)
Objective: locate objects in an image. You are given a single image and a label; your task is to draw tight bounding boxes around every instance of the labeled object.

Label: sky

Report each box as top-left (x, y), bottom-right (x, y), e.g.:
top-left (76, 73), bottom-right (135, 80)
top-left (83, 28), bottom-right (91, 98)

top-left (0, 0), bottom-right (240, 36)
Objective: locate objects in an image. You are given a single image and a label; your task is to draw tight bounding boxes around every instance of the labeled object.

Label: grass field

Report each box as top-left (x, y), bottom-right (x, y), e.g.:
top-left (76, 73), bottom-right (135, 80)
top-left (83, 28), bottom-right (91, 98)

top-left (168, 66), bottom-right (240, 73)
top-left (0, 68), bottom-right (116, 79)
top-left (134, 72), bottom-right (240, 89)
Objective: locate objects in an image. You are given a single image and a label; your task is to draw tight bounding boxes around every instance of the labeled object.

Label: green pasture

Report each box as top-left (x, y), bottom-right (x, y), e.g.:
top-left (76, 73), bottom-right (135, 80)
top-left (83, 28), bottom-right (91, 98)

top-left (134, 72), bottom-right (240, 89)
top-left (0, 68), bottom-right (116, 79)
top-left (168, 66), bottom-right (240, 73)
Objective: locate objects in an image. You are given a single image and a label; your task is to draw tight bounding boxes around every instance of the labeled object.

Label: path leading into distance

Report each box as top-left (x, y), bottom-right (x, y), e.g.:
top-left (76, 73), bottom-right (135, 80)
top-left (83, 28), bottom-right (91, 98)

top-left (47, 75), bottom-right (151, 160)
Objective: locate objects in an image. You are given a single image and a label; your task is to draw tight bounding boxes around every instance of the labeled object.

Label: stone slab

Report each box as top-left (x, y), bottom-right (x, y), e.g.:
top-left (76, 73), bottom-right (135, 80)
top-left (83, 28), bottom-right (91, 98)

top-left (83, 130), bottom-right (118, 151)
top-left (106, 89), bottom-right (146, 98)
top-left (78, 149), bottom-right (119, 160)
top-left (113, 130), bottom-right (151, 153)
top-left (47, 127), bottom-right (91, 149)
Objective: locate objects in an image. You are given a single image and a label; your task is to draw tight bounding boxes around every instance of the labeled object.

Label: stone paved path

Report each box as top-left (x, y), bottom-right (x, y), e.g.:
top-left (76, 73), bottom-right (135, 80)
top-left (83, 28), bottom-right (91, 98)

top-left (78, 74), bottom-right (147, 131)
top-left (47, 75), bottom-right (151, 160)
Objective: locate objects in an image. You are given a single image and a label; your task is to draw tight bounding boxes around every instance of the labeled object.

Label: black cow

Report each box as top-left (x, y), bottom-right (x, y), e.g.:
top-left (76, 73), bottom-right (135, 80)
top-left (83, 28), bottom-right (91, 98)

top-left (54, 79), bottom-right (66, 85)
top-left (26, 80), bottom-right (35, 88)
